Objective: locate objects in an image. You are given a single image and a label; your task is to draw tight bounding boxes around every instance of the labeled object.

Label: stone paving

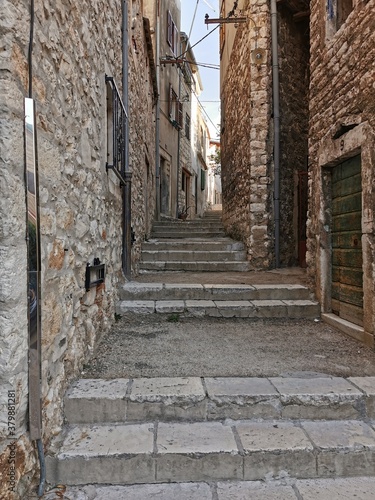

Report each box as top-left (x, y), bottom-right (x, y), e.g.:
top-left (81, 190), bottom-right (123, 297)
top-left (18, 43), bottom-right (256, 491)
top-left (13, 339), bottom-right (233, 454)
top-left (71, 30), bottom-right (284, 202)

top-left (41, 477), bottom-right (375, 500)
top-left (64, 376), bottom-right (375, 424)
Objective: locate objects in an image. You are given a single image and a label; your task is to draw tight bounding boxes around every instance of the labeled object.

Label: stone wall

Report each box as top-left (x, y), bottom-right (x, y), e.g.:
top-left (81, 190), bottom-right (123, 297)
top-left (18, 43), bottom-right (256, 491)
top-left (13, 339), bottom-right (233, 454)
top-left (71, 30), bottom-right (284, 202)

top-left (278, 5), bottom-right (309, 265)
top-left (128, 8), bottom-right (157, 273)
top-left (221, 0), bottom-right (310, 269)
top-left (221, 0), bottom-right (273, 268)
top-left (0, 0), bottom-right (156, 496)
top-left (307, 0), bottom-right (375, 345)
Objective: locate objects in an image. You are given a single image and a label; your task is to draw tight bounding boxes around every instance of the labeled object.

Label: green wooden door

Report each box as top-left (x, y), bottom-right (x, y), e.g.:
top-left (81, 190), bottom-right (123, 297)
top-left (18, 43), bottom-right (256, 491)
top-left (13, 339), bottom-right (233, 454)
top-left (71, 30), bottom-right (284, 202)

top-left (331, 155), bottom-right (363, 326)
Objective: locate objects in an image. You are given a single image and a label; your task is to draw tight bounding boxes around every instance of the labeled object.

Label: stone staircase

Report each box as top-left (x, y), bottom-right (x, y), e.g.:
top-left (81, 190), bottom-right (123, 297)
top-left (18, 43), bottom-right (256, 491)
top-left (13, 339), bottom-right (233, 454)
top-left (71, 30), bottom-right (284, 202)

top-left (45, 375), bottom-right (375, 497)
top-left (116, 282), bottom-right (320, 319)
top-left (140, 211), bottom-right (251, 272)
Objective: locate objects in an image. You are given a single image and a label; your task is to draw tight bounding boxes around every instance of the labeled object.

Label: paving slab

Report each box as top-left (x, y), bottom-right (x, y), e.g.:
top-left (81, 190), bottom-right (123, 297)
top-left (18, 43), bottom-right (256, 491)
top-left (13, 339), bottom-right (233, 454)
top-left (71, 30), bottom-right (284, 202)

top-left (349, 376), bottom-right (375, 418)
top-left (90, 483), bottom-right (213, 500)
top-left (127, 377), bottom-right (207, 421)
top-left (282, 300), bottom-right (320, 318)
top-left (236, 421), bottom-right (316, 480)
top-left (120, 282), bottom-right (163, 300)
top-left (64, 378), bottom-right (129, 424)
top-left (116, 300), bottom-right (155, 314)
top-left (46, 423), bottom-right (155, 485)
top-left (252, 300), bottom-right (288, 318)
top-left (205, 377), bottom-right (280, 419)
top-left (156, 421), bottom-right (242, 482)
top-left (185, 300), bottom-right (216, 316)
top-left (213, 301), bottom-right (255, 318)
top-left (270, 377), bottom-right (364, 419)
top-left (253, 284), bottom-right (310, 300)
top-left (164, 284), bottom-right (205, 300)
top-left (302, 420), bottom-right (375, 477)
top-left (216, 481), bottom-right (297, 499)
top-left (295, 477), bottom-right (375, 499)
top-left (155, 300), bottom-right (185, 313)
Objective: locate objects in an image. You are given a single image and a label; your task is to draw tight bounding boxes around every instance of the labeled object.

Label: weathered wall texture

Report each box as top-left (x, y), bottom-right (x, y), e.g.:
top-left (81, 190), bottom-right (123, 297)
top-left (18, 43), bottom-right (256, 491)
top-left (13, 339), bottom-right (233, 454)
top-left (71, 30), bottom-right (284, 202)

top-left (0, 0), bottom-right (156, 496)
top-left (278, 5), bottom-right (310, 265)
top-left (307, 0), bottom-right (375, 346)
top-left (128, 8), bottom-right (157, 273)
top-left (221, 0), bottom-right (273, 268)
top-left (221, 0), bottom-right (310, 269)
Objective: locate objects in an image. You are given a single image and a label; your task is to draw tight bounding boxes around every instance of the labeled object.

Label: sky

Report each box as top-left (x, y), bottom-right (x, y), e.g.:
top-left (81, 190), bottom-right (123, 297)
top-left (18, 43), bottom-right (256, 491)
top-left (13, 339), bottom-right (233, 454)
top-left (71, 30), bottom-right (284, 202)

top-left (180, 0), bottom-right (220, 139)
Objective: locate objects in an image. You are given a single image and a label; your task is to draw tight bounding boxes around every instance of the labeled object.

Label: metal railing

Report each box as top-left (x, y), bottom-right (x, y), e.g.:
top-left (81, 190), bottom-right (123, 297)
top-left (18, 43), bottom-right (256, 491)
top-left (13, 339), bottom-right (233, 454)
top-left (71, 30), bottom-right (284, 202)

top-left (105, 75), bottom-right (128, 184)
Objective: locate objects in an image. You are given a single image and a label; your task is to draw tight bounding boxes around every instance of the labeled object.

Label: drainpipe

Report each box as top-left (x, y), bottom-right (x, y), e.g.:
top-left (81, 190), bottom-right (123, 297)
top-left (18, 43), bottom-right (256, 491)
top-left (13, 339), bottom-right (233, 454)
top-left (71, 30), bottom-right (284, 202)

top-left (271, 0), bottom-right (280, 267)
top-left (122, 0), bottom-right (132, 278)
top-left (176, 49), bottom-right (182, 219)
top-left (155, 0), bottom-right (161, 220)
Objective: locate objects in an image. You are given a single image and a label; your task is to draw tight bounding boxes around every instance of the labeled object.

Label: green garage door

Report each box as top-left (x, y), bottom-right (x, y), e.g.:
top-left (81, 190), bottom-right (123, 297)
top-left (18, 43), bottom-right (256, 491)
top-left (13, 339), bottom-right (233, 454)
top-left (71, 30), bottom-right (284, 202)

top-left (331, 155), bottom-right (363, 326)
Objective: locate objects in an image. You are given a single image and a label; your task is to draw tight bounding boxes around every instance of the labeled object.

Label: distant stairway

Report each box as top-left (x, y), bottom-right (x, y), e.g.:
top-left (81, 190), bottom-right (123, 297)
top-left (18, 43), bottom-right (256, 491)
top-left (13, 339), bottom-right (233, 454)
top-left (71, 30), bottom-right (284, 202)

top-left (140, 211), bottom-right (251, 272)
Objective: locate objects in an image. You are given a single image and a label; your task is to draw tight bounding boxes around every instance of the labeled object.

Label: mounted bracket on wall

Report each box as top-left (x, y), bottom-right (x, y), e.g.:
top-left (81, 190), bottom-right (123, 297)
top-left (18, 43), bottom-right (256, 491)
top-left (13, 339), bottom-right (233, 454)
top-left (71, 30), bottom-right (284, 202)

top-left (85, 258), bottom-right (105, 291)
top-left (251, 48), bottom-right (266, 65)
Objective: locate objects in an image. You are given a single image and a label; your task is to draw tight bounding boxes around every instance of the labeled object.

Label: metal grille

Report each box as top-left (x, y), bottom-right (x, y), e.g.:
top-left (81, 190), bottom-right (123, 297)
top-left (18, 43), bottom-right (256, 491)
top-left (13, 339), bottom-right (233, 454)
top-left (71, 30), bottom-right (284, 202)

top-left (105, 75), bottom-right (128, 184)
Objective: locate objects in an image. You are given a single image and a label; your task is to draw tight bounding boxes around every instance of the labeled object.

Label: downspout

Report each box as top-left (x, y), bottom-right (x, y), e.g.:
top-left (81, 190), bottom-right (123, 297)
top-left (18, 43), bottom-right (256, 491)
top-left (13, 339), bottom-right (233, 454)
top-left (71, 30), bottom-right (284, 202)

top-left (271, 0), bottom-right (280, 267)
top-left (155, 0), bottom-right (161, 220)
top-left (122, 0), bottom-right (132, 278)
top-left (25, 0), bottom-right (45, 496)
top-left (176, 50), bottom-right (182, 219)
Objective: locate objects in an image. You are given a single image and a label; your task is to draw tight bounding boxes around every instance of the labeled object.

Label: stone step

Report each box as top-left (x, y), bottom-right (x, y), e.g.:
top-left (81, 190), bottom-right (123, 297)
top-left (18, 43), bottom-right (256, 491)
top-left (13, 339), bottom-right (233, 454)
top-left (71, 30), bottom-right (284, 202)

top-left (141, 250), bottom-right (248, 262)
top-left (46, 418), bottom-right (375, 486)
top-left (142, 239), bottom-right (245, 252)
top-left (119, 283), bottom-right (312, 301)
top-left (150, 230), bottom-right (227, 238)
top-left (152, 221), bottom-right (224, 229)
top-left (116, 299), bottom-right (319, 318)
top-left (139, 261), bottom-right (251, 272)
top-left (64, 376), bottom-right (375, 425)
top-left (41, 477), bottom-right (375, 500)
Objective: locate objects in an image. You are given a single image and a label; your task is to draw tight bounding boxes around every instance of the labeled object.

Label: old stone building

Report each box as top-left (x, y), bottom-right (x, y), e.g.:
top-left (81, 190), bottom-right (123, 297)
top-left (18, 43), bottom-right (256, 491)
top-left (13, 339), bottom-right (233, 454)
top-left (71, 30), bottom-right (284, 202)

top-left (0, 0), bottom-right (156, 496)
top-left (144, 0), bottom-right (182, 219)
top-left (220, 0), bottom-right (310, 269)
top-left (307, 0), bottom-right (375, 347)
top-left (179, 32), bottom-right (210, 219)
top-left (220, 0), bottom-right (374, 345)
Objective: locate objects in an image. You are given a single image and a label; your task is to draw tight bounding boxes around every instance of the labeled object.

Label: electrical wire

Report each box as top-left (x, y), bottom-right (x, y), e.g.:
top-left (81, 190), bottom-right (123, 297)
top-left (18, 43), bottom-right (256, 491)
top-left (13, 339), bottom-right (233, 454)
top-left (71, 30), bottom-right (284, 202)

top-left (188, 0), bottom-right (200, 40)
top-left (192, 87), bottom-right (220, 135)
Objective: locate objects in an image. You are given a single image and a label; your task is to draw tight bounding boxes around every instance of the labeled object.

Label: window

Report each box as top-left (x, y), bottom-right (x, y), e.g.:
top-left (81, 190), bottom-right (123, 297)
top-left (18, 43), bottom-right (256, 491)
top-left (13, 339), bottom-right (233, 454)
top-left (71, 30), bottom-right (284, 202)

top-left (201, 169), bottom-right (206, 190)
top-left (337, 0), bottom-right (353, 29)
top-left (167, 10), bottom-right (179, 55)
top-left (326, 0), bottom-right (353, 37)
top-left (168, 84), bottom-right (183, 128)
top-left (185, 113), bottom-right (191, 140)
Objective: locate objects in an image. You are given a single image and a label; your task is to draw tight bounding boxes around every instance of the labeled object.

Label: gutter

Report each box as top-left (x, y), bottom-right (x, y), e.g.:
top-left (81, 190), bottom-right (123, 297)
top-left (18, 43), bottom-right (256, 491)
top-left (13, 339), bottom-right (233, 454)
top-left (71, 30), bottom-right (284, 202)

top-left (270, 0), bottom-right (280, 267)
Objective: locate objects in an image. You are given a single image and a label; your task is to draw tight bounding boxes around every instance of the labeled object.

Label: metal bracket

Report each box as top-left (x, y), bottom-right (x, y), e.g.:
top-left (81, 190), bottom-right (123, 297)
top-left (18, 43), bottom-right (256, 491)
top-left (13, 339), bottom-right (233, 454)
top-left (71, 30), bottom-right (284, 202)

top-left (85, 258), bottom-right (105, 291)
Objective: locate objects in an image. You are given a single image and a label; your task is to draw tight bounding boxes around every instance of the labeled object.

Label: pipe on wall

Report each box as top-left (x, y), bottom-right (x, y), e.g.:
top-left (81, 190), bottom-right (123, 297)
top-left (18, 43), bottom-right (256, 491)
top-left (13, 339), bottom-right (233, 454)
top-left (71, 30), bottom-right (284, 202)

top-left (122, 0), bottom-right (132, 278)
top-left (155, 0), bottom-right (161, 220)
top-left (270, 0), bottom-right (280, 267)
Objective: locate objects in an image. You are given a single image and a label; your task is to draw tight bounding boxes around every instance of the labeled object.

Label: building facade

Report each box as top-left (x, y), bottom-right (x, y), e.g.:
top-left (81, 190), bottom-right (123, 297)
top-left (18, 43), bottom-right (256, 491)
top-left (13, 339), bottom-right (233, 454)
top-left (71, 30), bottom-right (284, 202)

top-left (307, 0), bottom-right (375, 346)
top-left (0, 0), bottom-right (156, 496)
top-left (220, 0), bottom-right (310, 269)
top-left (220, 0), bottom-right (374, 345)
